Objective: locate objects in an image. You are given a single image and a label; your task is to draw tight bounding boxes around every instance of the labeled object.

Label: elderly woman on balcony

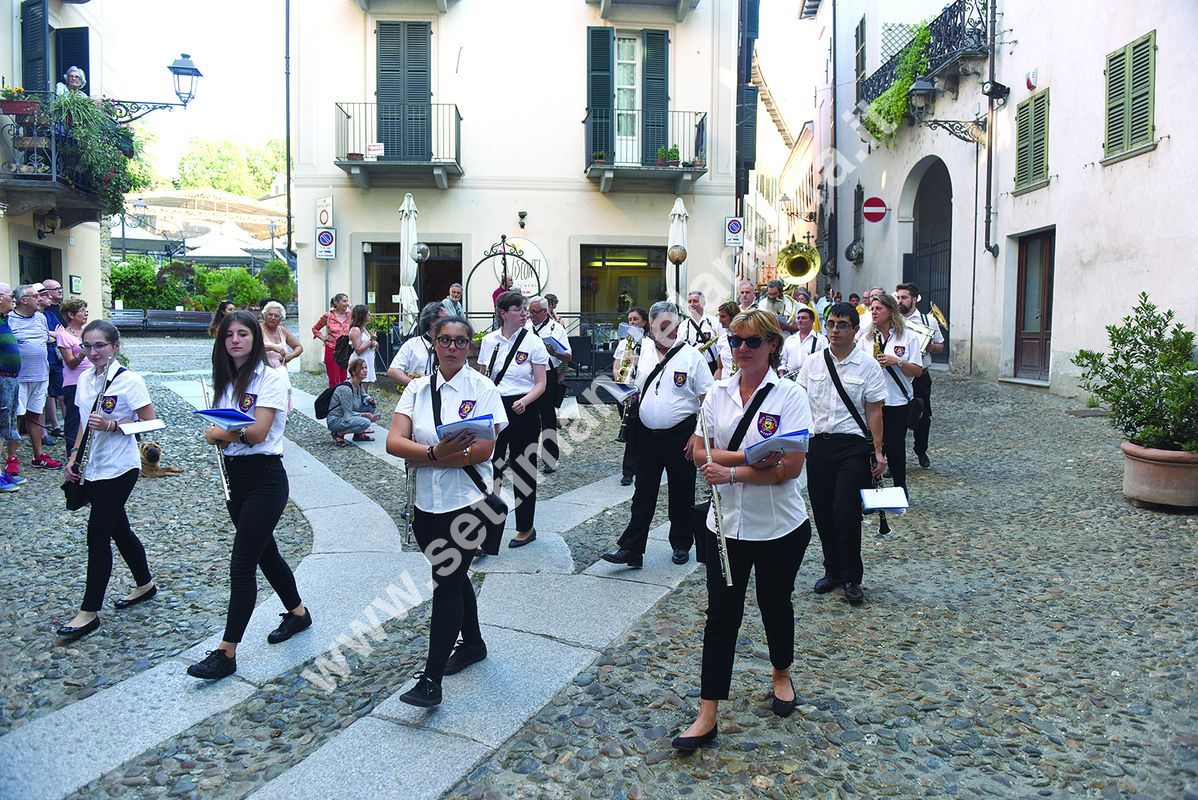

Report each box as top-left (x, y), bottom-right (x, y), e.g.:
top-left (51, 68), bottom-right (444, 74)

top-left (56, 66), bottom-right (86, 95)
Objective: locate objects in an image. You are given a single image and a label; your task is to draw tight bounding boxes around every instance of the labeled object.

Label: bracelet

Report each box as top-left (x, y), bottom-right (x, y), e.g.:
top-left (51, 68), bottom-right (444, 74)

top-left (237, 429), bottom-right (250, 446)
top-left (427, 445), bottom-right (437, 462)
top-left (462, 445), bottom-right (471, 466)
top-left (730, 466), bottom-right (737, 484)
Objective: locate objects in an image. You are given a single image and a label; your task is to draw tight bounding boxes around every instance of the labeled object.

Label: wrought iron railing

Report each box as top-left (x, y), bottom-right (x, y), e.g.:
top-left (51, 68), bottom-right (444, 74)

top-left (583, 108), bottom-right (708, 169)
top-left (858, 0), bottom-right (988, 106)
top-left (0, 96), bottom-right (96, 193)
top-left (334, 102), bottom-right (461, 165)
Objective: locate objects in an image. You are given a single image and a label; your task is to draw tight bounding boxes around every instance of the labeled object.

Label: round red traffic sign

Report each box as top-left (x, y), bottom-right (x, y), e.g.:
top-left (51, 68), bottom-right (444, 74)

top-left (863, 197), bottom-right (888, 222)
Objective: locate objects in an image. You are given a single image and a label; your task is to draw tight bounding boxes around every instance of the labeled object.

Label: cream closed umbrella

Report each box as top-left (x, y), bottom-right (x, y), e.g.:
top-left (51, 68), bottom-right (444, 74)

top-left (666, 197), bottom-right (689, 305)
top-left (398, 193), bottom-right (421, 333)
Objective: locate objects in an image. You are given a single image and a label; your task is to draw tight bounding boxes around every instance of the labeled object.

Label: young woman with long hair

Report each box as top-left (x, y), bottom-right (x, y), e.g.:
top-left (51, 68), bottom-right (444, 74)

top-left (347, 303), bottom-right (378, 392)
top-left (209, 300), bottom-right (236, 338)
top-left (187, 311), bottom-right (311, 679)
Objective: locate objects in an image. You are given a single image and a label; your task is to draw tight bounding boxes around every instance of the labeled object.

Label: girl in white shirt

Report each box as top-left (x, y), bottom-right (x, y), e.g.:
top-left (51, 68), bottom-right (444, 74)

top-left (58, 321), bottom-right (158, 641)
top-left (187, 311), bottom-right (310, 681)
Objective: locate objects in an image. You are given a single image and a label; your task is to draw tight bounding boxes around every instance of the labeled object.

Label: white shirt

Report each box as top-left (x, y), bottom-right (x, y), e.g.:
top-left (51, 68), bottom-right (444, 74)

top-left (780, 331), bottom-right (828, 375)
top-left (74, 362), bottom-right (152, 482)
top-left (390, 335), bottom-right (437, 378)
top-left (527, 318), bottom-right (572, 370)
top-left (756, 296), bottom-right (797, 337)
top-left (218, 361), bottom-right (290, 456)
top-left (701, 371), bottom-right (812, 541)
top-left (478, 327), bottom-right (549, 397)
top-left (396, 366), bottom-right (509, 514)
top-left (857, 326), bottom-right (922, 406)
top-left (633, 340), bottom-right (713, 430)
top-left (713, 333), bottom-right (735, 377)
top-left (682, 314), bottom-right (720, 347)
top-left (903, 309), bottom-right (945, 369)
top-left (797, 346), bottom-right (887, 437)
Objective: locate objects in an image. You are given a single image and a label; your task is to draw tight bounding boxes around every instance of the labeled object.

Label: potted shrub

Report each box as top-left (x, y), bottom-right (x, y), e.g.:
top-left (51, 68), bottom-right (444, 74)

top-left (591, 150), bottom-right (607, 165)
top-left (1073, 293), bottom-right (1198, 509)
top-left (667, 144), bottom-right (680, 166)
top-left (0, 86), bottom-right (40, 116)
top-left (655, 146), bottom-right (667, 167)
top-left (346, 152), bottom-right (364, 161)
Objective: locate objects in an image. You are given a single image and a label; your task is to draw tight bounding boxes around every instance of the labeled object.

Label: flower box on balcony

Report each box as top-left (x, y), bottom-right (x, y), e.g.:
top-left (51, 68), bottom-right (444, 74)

top-left (1, 100), bottom-right (40, 115)
top-left (346, 152), bottom-right (364, 161)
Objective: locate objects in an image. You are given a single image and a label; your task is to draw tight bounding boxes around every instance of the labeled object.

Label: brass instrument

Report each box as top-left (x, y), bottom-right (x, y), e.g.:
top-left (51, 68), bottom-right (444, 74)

top-left (873, 331), bottom-right (884, 360)
top-left (615, 335), bottom-right (639, 444)
top-left (698, 405), bottom-right (733, 587)
top-left (777, 237), bottom-right (821, 287)
top-left (930, 302), bottom-right (949, 331)
top-left (200, 378), bottom-right (232, 502)
top-left (905, 315), bottom-right (935, 354)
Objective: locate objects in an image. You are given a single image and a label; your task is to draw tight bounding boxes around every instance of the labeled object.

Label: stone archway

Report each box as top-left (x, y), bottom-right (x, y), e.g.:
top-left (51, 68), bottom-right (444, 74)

top-left (898, 156), bottom-right (952, 365)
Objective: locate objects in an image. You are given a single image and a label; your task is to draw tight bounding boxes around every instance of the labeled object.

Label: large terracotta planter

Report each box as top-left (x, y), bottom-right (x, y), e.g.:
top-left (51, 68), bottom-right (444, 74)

top-left (1120, 441), bottom-right (1198, 509)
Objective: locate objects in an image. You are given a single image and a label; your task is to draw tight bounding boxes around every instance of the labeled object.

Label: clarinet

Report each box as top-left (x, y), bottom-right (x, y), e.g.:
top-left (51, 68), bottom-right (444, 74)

top-left (77, 357), bottom-right (111, 485)
top-left (698, 406), bottom-right (734, 587)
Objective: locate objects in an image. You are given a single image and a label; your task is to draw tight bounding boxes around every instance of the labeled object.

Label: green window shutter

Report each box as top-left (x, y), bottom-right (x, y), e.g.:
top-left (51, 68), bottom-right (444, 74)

top-left (376, 21), bottom-right (431, 161)
top-left (737, 84), bottom-right (758, 165)
top-left (20, 0), bottom-right (49, 93)
top-left (56, 27), bottom-right (90, 96)
top-left (1127, 30), bottom-right (1155, 148)
top-left (1030, 89), bottom-right (1049, 183)
top-left (641, 29), bottom-right (669, 166)
top-left (1104, 44), bottom-right (1129, 156)
top-left (587, 27), bottom-right (615, 160)
top-left (1015, 97), bottom-right (1032, 187)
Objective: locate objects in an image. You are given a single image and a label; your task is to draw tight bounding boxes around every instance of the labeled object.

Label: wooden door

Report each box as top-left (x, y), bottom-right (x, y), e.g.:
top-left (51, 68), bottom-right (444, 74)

top-left (1015, 230), bottom-right (1055, 380)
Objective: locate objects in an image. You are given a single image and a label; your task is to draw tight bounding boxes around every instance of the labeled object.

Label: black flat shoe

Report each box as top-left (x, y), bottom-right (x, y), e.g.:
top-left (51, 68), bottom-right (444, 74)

top-left (187, 649), bottom-right (236, 680)
top-left (843, 582), bottom-right (865, 605)
top-left (671, 548), bottom-right (690, 565)
top-left (600, 548), bottom-right (643, 569)
top-left (772, 677), bottom-right (798, 718)
top-left (917, 452), bottom-right (931, 468)
top-left (114, 584), bottom-right (157, 609)
top-left (56, 616), bottom-right (100, 640)
top-left (671, 724), bottom-right (718, 751)
top-left (620, 474), bottom-right (634, 486)
top-left (508, 530), bottom-right (537, 548)
top-left (443, 640), bottom-right (487, 676)
top-left (399, 674), bottom-right (442, 707)
top-left (813, 576), bottom-right (838, 594)
top-left (267, 608), bottom-right (312, 644)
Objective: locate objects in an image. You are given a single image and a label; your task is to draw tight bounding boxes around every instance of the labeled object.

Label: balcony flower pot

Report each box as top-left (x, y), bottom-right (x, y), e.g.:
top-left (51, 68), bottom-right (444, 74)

top-left (13, 135), bottom-right (50, 150)
top-left (346, 152), bottom-right (364, 161)
top-left (1, 99), bottom-right (40, 115)
top-left (667, 159), bottom-right (679, 167)
top-left (656, 158), bottom-right (665, 167)
top-left (1120, 442), bottom-right (1198, 509)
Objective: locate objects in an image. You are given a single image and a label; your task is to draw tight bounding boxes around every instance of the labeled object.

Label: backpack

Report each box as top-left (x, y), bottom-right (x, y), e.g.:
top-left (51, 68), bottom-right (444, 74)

top-left (333, 335), bottom-right (353, 369)
top-left (314, 381), bottom-right (349, 420)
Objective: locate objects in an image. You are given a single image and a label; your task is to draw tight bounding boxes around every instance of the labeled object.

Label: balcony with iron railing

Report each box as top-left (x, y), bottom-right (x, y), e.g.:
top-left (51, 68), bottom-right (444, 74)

top-left (857, 0), bottom-right (988, 106)
top-left (334, 102), bottom-right (462, 189)
top-left (584, 108), bottom-right (708, 193)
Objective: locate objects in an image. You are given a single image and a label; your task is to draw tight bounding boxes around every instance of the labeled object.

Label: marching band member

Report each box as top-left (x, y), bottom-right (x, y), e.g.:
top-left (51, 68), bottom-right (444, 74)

top-left (857, 293), bottom-right (922, 498)
top-left (387, 316), bottom-right (507, 707)
top-left (614, 307), bottom-right (648, 486)
top-left (673, 310), bottom-right (813, 750)
top-left (188, 311), bottom-right (311, 680)
top-left (895, 282), bottom-right (945, 469)
top-left (778, 306), bottom-right (827, 376)
top-left (527, 296), bottom-right (571, 473)
top-left (387, 302), bottom-right (446, 388)
top-left (477, 291), bottom-right (548, 547)
top-left (757, 280), bottom-right (799, 337)
top-left (684, 291), bottom-right (720, 374)
top-left (602, 301), bottom-right (712, 568)
top-left (57, 321), bottom-right (158, 640)
top-left (712, 301), bottom-right (738, 379)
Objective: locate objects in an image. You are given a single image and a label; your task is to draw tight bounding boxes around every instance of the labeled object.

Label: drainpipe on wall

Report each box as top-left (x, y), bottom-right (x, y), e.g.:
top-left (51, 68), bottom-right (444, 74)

top-left (829, 0), bottom-right (838, 290)
top-left (982, 0), bottom-right (999, 258)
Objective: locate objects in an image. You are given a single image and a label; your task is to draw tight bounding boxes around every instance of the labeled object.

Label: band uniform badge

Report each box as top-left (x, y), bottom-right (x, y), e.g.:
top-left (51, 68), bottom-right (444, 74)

top-left (673, 371), bottom-right (687, 387)
top-left (894, 346), bottom-right (906, 358)
top-left (100, 395), bottom-right (117, 414)
top-left (458, 400), bottom-right (476, 419)
top-left (239, 393), bottom-right (258, 413)
top-left (757, 412), bottom-right (780, 438)
top-left (514, 351), bottom-right (529, 365)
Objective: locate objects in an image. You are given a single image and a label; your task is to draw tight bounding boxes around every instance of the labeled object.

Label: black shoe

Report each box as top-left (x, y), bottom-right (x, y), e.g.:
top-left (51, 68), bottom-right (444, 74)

top-left (114, 584), bottom-right (157, 609)
top-left (671, 548), bottom-right (690, 565)
top-left (508, 530), bottom-right (537, 548)
top-left (443, 640), bottom-right (487, 676)
top-left (187, 649), bottom-right (237, 680)
top-left (620, 474), bottom-right (634, 486)
top-left (772, 678), bottom-right (798, 718)
top-left (399, 673), bottom-right (442, 707)
top-left (50, 427), bottom-right (64, 438)
top-left (267, 608), bottom-right (312, 644)
top-left (472, 549), bottom-right (487, 561)
top-left (671, 724), bottom-right (718, 751)
top-left (842, 582), bottom-right (865, 605)
top-left (56, 616), bottom-right (100, 640)
top-left (917, 452), bottom-right (930, 469)
top-left (542, 464), bottom-right (556, 475)
top-left (600, 548), bottom-right (643, 569)
top-left (813, 576), bottom-right (838, 594)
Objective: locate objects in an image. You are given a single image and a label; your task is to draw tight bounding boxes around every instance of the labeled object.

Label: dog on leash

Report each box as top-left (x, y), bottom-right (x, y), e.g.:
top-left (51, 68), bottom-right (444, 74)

top-left (140, 440), bottom-right (183, 478)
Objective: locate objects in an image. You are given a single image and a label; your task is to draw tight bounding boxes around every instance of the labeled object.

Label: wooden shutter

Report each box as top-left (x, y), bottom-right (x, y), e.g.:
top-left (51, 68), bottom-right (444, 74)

top-left (1030, 89), bottom-right (1049, 183)
top-left (744, 0), bottom-right (760, 39)
top-left (20, 0), bottom-right (49, 93)
top-left (854, 17), bottom-right (866, 102)
top-left (1015, 96), bottom-right (1032, 186)
top-left (1127, 31), bottom-right (1155, 148)
top-left (56, 28), bottom-right (90, 96)
top-left (738, 84), bottom-right (758, 164)
top-left (641, 30), bottom-right (669, 166)
top-left (587, 27), bottom-right (615, 160)
top-left (376, 21), bottom-right (431, 162)
top-left (1104, 44), bottom-right (1129, 156)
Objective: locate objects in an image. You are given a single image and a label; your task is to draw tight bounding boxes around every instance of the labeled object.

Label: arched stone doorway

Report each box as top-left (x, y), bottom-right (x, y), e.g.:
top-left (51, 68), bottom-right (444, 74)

top-left (898, 156), bottom-right (952, 365)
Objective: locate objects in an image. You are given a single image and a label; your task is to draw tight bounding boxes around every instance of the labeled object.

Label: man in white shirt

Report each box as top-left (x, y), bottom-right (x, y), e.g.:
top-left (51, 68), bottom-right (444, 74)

top-left (895, 282), bottom-right (945, 469)
top-left (387, 303), bottom-right (446, 388)
top-left (736, 281), bottom-right (757, 313)
top-left (797, 301), bottom-right (886, 605)
top-left (757, 280), bottom-right (799, 337)
top-left (779, 306), bottom-right (827, 376)
top-left (441, 283), bottom-right (465, 319)
top-left (684, 291), bottom-right (720, 374)
top-left (527, 295), bottom-right (572, 473)
top-left (815, 286), bottom-right (833, 316)
top-left (602, 301), bottom-right (713, 568)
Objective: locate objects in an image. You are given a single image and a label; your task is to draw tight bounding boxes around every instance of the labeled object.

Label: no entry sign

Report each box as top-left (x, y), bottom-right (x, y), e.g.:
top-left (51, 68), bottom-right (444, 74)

top-left (863, 197), bottom-right (888, 222)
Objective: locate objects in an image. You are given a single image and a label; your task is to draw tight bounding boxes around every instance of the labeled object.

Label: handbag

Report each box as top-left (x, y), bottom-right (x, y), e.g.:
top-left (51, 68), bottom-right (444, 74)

top-left (62, 366), bottom-right (126, 511)
top-left (431, 374), bottom-right (508, 555)
top-left (692, 382), bottom-right (775, 564)
top-left (883, 364), bottom-right (925, 430)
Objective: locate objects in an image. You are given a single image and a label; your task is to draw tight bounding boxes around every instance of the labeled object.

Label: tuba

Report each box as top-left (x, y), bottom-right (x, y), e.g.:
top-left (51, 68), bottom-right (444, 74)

top-left (777, 238), bottom-right (821, 287)
top-left (615, 335), bottom-right (639, 443)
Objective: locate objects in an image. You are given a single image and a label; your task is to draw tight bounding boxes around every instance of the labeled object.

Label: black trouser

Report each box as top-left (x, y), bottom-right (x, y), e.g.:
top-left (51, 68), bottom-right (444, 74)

top-left (82, 468), bottom-right (151, 612)
top-left (806, 433), bottom-right (871, 584)
top-left (617, 415), bottom-right (697, 554)
top-left (912, 371), bottom-right (932, 456)
top-left (538, 367), bottom-right (560, 467)
top-left (882, 404), bottom-right (910, 493)
top-left (63, 384), bottom-right (81, 453)
top-left (493, 394), bottom-right (541, 532)
top-left (620, 408), bottom-right (638, 478)
top-left (700, 522), bottom-right (810, 700)
top-left (414, 505), bottom-right (484, 683)
top-left (222, 455), bottom-right (301, 644)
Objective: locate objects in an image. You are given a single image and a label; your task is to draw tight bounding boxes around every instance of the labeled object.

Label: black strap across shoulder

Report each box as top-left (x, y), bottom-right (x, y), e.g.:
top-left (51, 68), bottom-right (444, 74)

top-left (78, 366), bottom-right (127, 454)
top-left (486, 328), bottom-right (529, 387)
top-left (637, 342), bottom-right (685, 394)
top-left (430, 372), bottom-right (491, 496)
top-left (823, 349), bottom-right (872, 442)
top-left (884, 365), bottom-right (912, 401)
top-left (726, 382), bottom-right (774, 451)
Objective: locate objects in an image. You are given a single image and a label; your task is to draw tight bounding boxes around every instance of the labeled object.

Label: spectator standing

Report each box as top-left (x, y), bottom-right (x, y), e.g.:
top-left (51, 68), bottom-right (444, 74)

top-left (7, 284), bottom-right (61, 473)
top-left (326, 358), bottom-right (381, 445)
top-left (55, 299), bottom-right (89, 449)
top-left (347, 304), bottom-right (378, 390)
top-left (42, 280), bottom-right (65, 439)
top-left (311, 293), bottom-right (352, 387)
top-left (441, 283), bottom-right (465, 319)
top-left (0, 283), bottom-right (28, 491)
top-left (209, 300), bottom-right (236, 338)
top-left (544, 293), bottom-right (562, 323)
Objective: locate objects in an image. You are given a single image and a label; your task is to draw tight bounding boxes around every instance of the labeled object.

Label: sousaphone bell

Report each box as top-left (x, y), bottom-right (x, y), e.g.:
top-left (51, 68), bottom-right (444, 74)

top-left (776, 237), bottom-right (821, 287)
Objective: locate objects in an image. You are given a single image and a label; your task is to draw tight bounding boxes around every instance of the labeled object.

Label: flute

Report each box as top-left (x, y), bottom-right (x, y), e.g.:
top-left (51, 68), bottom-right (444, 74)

top-left (77, 356), bottom-right (111, 486)
top-left (199, 378), bottom-right (232, 502)
top-left (698, 405), bottom-right (734, 588)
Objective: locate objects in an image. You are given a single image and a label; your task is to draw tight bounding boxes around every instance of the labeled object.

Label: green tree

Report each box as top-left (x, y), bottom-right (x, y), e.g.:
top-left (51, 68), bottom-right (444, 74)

top-left (176, 138), bottom-right (285, 197)
top-left (259, 258), bottom-right (295, 305)
top-left (111, 256), bottom-right (190, 309)
top-left (194, 266), bottom-right (269, 311)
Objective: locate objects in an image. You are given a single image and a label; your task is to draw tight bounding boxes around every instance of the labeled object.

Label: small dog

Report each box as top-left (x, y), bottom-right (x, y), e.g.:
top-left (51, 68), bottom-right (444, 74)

top-left (140, 440), bottom-right (183, 478)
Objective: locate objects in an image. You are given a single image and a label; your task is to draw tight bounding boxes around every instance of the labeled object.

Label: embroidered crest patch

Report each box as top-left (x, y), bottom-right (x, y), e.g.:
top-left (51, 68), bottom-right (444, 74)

top-left (514, 351), bottom-right (529, 365)
top-left (757, 412), bottom-right (780, 438)
top-left (894, 345), bottom-right (906, 358)
top-left (100, 395), bottom-right (117, 414)
top-left (673, 371), bottom-right (687, 387)
top-left (239, 393), bottom-right (258, 413)
top-left (459, 400), bottom-right (476, 419)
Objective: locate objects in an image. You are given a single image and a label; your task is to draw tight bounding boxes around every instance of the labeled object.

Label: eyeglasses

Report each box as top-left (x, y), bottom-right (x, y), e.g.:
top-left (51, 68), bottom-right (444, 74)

top-left (435, 335), bottom-right (471, 349)
top-left (79, 341), bottom-right (113, 351)
top-left (728, 335), bottom-right (765, 349)
top-left (825, 320), bottom-right (855, 330)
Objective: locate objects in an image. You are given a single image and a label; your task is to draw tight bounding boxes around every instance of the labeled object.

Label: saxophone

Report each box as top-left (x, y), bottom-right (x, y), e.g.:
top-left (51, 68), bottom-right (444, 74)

top-left (873, 330), bottom-right (884, 360)
top-left (615, 335), bottom-right (638, 443)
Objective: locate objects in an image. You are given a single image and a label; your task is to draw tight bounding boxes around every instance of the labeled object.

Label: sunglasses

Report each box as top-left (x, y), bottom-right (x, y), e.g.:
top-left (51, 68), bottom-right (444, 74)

top-left (728, 335), bottom-right (765, 349)
top-left (435, 335), bottom-right (471, 349)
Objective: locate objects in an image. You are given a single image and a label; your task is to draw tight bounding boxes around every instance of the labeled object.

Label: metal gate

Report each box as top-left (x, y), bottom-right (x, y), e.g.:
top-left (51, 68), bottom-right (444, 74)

top-left (913, 222), bottom-right (951, 364)
top-left (463, 235), bottom-right (545, 305)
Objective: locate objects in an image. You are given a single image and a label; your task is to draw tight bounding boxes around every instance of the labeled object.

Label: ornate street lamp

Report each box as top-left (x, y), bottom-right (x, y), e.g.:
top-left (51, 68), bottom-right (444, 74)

top-left (906, 76), bottom-right (987, 146)
top-left (667, 244), bottom-right (687, 306)
top-left (105, 54), bottom-right (204, 124)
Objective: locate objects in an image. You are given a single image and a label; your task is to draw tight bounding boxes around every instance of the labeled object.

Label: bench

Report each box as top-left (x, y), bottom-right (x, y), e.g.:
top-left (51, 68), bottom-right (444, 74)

top-left (110, 309), bottom-right (147, 333)
top-left (145, 309), bottom-right (214, 335)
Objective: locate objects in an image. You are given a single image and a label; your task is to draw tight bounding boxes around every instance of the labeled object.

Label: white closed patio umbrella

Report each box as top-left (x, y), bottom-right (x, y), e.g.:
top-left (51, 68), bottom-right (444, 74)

top-left (398, 193), bottom-right (421, 334)
top-left (666, 197), bottom-right (689, 306)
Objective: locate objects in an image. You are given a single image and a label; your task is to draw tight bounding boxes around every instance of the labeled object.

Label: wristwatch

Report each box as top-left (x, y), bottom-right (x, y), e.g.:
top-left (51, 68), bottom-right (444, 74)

top-left (238, 429), bottom-right (250, 446)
